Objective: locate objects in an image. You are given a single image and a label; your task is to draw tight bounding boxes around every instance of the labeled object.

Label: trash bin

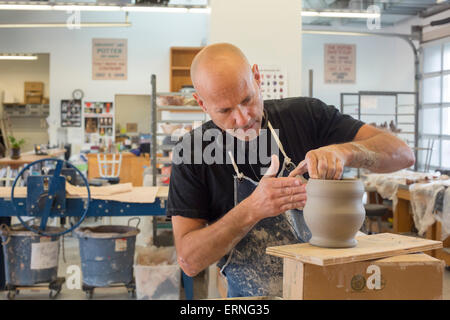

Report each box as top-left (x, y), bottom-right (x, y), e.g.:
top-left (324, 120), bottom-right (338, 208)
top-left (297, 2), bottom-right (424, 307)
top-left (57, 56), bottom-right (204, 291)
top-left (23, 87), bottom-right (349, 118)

top-left (134, 246), bottom-right (180, 300)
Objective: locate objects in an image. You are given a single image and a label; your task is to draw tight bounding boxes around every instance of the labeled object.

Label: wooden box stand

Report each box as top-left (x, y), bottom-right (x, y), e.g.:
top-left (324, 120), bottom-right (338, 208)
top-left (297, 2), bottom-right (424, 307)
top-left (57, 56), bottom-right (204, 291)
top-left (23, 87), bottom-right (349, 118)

top-left (267, 233), bottom-right (444, 300)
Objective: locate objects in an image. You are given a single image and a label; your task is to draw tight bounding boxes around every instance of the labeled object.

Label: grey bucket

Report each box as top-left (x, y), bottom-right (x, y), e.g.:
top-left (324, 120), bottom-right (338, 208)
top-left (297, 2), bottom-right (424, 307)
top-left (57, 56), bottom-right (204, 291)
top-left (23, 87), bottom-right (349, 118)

top-left (0, 224), bottom-right (65, 286)
top-left (75, 225), bottom-right (140, 287)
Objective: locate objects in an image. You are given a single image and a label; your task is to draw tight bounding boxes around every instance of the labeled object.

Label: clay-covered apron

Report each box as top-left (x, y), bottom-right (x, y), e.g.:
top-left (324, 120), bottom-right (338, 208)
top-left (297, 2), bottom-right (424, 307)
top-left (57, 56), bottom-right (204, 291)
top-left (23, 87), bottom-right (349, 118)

top-left (217, 121), bottom-right (312, 298)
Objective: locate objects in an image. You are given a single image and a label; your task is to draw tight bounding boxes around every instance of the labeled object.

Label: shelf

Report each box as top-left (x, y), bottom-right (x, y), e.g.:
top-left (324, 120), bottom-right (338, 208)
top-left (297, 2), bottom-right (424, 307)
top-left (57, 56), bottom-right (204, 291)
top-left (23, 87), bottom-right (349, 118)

top-left (156, 157), bottom-right (172, 164)
top-left (348, 113), bottom-right (415, 116)
top-left (156, 92), bottom-right (193, 97)
top-left (171, 66), bottom-right (191, 71)
top-left (170, 46), bottom-right (203, 92)
top-left (7, 115), bottom-right (49, 119)
top-left (157, 106), bottom-right (202, 112)
top-left (158, 145), bottom-right (177, 152)
top-left (157, 120), bottom-right (195, 124)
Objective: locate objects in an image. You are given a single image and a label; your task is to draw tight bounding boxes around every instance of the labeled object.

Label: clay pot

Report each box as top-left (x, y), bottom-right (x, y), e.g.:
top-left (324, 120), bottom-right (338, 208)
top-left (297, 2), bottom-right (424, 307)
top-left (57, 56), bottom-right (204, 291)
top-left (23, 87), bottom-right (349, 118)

top-left (303, 179), bottom-right (365, 248)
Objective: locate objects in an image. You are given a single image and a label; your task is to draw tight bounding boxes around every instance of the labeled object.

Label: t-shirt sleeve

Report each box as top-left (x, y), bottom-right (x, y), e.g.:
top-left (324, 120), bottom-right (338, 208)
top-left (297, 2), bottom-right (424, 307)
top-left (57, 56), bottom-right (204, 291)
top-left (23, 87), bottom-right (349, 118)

top-left (309, 98), bottom-right (365, 147)
top-left (166, 163), bottom-right (210, 220)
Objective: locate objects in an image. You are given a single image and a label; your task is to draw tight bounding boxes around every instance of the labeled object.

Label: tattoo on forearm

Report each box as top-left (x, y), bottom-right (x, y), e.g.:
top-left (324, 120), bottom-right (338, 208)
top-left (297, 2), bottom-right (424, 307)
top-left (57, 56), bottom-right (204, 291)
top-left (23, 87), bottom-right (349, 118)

top-left (348, 142), bottom-right (380, 169)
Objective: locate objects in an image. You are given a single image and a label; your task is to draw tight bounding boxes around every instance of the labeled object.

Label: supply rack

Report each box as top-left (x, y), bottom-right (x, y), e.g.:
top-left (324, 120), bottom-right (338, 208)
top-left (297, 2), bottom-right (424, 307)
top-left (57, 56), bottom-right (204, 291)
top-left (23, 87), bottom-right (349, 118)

top-left (340, 90), bottom-right (418, 170)
top-left (149, 74), bottom-right (207, 245)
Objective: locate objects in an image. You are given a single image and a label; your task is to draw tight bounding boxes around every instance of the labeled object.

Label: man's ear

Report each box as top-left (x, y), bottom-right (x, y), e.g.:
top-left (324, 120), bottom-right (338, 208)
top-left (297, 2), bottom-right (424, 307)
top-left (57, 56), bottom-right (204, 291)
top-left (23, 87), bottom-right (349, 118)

top-left (252, 64), bottom-right (261, 88)
top-left (193, 93), bottom-right (207, 113)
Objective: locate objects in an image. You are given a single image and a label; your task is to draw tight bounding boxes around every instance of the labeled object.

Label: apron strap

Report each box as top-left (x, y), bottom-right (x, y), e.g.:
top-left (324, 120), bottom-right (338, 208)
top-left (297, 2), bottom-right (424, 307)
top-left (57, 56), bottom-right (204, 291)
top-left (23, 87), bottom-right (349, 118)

top-left (267, 121), bottom-right (294, 169)
top-left (227, 151), bottom-right (244, 180)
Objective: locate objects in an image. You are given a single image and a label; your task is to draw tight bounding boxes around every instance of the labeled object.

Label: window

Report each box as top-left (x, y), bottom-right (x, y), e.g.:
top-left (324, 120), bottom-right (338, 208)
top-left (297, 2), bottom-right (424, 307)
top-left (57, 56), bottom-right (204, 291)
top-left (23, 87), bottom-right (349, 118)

top-left (418, 38), bottom-right (450, 170)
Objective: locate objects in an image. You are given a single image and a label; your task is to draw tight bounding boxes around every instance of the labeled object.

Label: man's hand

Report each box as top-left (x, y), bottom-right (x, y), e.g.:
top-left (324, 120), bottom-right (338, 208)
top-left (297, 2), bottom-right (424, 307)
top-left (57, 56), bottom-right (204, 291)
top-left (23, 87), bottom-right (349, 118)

top-left (288, 145), bottom-right (347, 180)
top-left (242, 155), bottom-right (306, 219)
top-left (288, 124), bottom-right (416, 180)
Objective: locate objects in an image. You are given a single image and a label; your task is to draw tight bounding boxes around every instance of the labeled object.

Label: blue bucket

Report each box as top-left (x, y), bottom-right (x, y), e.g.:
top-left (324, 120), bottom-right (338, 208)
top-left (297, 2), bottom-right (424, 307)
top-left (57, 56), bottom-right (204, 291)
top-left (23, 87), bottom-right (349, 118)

top-left (0, 224), bottom-right (65, 286)
top-left (75, 225), bottom-right (140, 287)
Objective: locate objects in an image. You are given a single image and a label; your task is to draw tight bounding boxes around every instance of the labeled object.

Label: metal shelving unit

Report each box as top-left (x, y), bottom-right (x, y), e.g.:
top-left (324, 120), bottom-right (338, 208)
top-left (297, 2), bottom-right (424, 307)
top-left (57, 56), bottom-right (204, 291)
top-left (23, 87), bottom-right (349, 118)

top-left (340, 90), bottom-right (418, 169)
top-left (150, 74), bottom-right (207, 186)
top-left (150, 74), bottom-right (208, 246)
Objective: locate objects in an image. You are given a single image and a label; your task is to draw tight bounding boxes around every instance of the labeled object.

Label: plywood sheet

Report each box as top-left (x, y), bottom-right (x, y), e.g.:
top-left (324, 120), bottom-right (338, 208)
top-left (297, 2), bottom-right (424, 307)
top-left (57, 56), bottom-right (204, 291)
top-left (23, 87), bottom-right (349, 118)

top-left (266, 233), bottom-right (443, 266)
top-left (65, 182), bottom-right (133, 197)
top-left (0, 185), bottom-right (163, 203)
top-left (91, 187), bottom-right (159, 203)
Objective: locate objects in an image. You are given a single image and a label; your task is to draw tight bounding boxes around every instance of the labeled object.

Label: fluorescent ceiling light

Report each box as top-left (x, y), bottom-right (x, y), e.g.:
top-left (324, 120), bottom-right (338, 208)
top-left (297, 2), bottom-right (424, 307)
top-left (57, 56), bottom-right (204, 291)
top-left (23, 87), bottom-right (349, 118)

top-left (0, 54), bottom-right (38, 60)
top-left (0, 4), bottom-right (211, 13)
top-left (0, 4), bottom-right (52, 10)
top-left (122, 7), bottom-right (188, 13)
top-left (188, 7), bottom-right (211, 14)
top-left (302, 10), bottom-right (380, 19)
top-left (53, 5), bottom-right (121, 12)
top-left (0, 23), bottom-right (131, 28)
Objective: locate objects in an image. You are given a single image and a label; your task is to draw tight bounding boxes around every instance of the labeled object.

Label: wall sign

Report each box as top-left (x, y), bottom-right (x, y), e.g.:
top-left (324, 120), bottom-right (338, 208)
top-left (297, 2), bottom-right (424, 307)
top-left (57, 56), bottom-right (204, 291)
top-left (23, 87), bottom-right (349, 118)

top-left (92, 38), bottom-right (128, 80)
top-left (324, 44), bottom-right (356, 84)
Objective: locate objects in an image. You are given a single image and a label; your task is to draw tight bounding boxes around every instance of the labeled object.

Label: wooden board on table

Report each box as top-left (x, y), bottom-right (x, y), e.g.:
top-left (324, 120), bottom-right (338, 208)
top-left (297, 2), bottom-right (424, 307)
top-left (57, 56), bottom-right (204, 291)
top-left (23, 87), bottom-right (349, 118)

top-left (266, 233), bottom-right (443, 266)
top-left (0, 185), bottom-right (165, 204)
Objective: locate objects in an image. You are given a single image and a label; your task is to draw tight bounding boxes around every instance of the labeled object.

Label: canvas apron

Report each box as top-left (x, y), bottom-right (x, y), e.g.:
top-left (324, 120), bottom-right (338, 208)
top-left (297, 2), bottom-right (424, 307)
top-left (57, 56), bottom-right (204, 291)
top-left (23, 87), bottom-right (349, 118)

top-left (217, 121), bottom-right (311, 298)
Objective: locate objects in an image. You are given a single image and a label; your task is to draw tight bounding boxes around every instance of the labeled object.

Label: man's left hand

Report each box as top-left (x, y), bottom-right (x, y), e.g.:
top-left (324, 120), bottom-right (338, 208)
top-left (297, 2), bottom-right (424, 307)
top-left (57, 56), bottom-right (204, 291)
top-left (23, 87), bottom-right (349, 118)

top-left (288, 145), bottom-right (347, 180)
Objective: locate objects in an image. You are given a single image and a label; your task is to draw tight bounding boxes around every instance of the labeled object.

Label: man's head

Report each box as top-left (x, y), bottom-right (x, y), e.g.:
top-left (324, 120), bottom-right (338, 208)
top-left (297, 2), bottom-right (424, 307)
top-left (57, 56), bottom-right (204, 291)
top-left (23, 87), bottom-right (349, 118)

top-left (191, 43), bottom-right (263, 141)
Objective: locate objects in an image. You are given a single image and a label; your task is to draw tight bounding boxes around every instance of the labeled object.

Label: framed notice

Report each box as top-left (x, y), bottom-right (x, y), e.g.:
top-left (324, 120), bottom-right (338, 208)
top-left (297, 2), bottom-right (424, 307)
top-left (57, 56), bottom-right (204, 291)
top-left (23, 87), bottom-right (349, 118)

top-left (92, 38), bottom-right (128, 80)
top-left (324, 44), bottom-right (356, 84)
top-left (259, 66), bottom-right (288, 100)
top-left (61, 99), bottom-right (82, 127)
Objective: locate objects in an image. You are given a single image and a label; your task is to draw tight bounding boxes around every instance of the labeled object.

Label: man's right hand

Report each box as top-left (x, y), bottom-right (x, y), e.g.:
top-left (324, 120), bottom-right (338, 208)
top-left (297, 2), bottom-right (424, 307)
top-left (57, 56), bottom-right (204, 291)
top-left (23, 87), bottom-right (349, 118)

top-left (242, 155), bottom-right (306, 221)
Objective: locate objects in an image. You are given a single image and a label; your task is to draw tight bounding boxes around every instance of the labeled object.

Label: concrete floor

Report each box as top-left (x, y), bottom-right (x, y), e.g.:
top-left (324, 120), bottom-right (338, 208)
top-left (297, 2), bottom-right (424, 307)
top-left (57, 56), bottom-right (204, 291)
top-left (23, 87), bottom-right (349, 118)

top-left (1, 233), bottom-right (449, 300)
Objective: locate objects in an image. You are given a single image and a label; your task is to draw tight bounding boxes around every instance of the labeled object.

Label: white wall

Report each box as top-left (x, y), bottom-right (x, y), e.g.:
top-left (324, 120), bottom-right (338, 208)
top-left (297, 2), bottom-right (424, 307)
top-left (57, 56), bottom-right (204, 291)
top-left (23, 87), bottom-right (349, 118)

top-left (0, 53), bottom-right (50, 103)
top-left (209, 0), bottom-right (302, 97)
top-left (0, 11), bottom-right (209, 149)
top-left (301, 33), bottom-right (415, 108)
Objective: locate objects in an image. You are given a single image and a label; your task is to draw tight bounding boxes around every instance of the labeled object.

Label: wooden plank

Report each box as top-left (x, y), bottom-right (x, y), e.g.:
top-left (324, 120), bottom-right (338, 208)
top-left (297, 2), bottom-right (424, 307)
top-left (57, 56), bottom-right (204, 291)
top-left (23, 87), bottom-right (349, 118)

top-left (283, 258), bottom-right (304, 300)
top-left (0, 148), bottom-right (66, 167)
top-left (397, 187), bottom-right (411, 201)
top-left (266, 233), bottom-right (443, 266)
top-left (0, 186), bottom-right (165, 204)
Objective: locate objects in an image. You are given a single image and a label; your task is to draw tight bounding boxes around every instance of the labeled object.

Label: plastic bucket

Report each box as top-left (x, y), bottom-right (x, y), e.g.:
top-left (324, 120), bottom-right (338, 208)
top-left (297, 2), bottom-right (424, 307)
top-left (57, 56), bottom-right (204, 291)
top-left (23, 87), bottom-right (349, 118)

top-left (75, 225), bottom-right (140, 287)
top-left (0, 224), bottom-right (65, 286)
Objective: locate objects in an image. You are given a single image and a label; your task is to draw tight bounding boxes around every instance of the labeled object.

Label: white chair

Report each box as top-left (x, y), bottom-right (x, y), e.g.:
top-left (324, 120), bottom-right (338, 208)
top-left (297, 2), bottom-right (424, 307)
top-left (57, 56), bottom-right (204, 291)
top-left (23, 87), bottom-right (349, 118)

top-left (96, 153), bottom-right (122, 185)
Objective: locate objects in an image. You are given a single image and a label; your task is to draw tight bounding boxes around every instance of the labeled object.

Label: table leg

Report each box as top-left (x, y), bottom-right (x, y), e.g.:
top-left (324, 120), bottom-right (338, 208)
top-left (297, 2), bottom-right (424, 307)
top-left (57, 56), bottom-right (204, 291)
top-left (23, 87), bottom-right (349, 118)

top-left (425, 224), bottom-right (437, 257)
top-left (435, 221), bottom-right (450, 266)
top-left (182, 271), bottom-right (194, 300)
top-left (393, 198), bottom-right (413, 233)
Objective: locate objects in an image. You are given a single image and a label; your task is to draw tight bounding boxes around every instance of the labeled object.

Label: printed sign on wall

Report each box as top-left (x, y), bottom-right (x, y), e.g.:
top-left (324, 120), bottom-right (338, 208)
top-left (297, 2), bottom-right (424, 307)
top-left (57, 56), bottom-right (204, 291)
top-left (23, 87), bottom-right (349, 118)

top-left (324, 44), bottom-right (356, 84)
top-left (92, 38), bottom-right (127, 80)
top-left (259, 66), bottom-right (288, 100)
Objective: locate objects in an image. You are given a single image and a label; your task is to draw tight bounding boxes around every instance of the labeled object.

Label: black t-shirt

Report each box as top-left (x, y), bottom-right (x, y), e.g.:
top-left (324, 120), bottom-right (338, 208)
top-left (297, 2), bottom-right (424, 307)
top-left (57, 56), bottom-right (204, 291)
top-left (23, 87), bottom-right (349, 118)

top-left (166, 97), bottom-right (365, 223)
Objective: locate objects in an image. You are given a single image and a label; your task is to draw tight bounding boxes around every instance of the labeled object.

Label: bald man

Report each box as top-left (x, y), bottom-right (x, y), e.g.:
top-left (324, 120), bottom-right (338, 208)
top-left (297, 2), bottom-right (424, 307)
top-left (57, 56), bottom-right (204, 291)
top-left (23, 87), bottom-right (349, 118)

top-left (167, 43), bottom-right (415, 298)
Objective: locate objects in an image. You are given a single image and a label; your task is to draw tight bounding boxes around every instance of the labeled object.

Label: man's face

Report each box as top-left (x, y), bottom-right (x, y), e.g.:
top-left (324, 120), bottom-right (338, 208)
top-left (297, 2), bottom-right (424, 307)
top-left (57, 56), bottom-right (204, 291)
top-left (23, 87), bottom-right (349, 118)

top-left (194, 64), bottom-right (264, 141)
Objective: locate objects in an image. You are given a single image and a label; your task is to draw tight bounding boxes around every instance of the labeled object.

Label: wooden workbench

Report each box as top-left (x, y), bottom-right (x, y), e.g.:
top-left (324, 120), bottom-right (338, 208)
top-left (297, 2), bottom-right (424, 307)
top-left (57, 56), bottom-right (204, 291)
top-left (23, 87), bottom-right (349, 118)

top-left (393, 185), bottom-right (450, 265)
top-left (0, 148), bottom-right (66, 168)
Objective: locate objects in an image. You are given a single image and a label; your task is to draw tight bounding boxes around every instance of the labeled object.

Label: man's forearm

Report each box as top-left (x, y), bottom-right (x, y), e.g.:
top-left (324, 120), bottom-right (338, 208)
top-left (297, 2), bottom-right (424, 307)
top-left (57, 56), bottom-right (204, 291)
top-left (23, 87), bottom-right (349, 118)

top-left (177, 199), bottom-right (258, 277)
top-left (340, 132), bottom-right (415, 172)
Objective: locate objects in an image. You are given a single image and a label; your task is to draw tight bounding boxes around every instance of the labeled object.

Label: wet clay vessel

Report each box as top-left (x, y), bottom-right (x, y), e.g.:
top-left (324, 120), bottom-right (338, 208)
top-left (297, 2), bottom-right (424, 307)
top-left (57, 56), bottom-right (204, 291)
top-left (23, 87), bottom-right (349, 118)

top-left (303, 179), bottom-right (365, 248)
